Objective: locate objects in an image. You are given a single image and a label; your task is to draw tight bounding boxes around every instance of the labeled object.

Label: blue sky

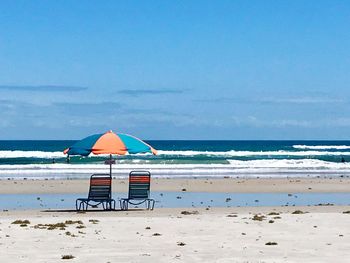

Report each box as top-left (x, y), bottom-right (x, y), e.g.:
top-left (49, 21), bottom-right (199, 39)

top-left (1, 1), bottom-right (350, 140)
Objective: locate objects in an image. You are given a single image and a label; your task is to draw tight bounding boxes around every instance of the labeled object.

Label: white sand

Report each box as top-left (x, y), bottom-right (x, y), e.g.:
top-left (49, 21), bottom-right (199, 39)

top-left (1, 207), bottom-right (350, 262)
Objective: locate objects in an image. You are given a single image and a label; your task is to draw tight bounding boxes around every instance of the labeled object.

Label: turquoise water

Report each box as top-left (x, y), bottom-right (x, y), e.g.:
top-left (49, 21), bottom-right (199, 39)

top-left (1, 192), bottom-right (350, 210)
top-left (1, 140), bottom-right (350, 179)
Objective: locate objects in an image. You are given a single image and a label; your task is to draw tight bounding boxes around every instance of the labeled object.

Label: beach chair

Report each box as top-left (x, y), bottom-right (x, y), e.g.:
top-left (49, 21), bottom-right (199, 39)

top-left (76, 174), bottom-right (116, 211)
top-left (120, 171), bottom-right (155, 210)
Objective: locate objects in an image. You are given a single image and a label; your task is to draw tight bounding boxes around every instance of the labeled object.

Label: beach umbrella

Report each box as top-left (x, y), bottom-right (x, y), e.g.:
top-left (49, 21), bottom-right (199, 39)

top-left (63, 130), bottom-right (157, 176)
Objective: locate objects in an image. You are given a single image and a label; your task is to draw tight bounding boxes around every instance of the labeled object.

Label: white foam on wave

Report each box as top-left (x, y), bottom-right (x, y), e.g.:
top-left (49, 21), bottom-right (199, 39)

top-left (157, 150), bottom-right (350, 156)
top-left (293, 145), bottom-right (350, 150)
top-left (1, 159), bottom-right (350, 179)
top-left (0, 150), bottom-right (65, 158)
top-left (2, 149), bottom-right (350, 159)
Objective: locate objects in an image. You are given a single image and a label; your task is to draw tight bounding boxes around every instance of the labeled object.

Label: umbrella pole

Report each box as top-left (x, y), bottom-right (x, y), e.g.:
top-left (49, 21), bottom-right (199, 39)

top-left (109, 154), bottom-right (112, 177)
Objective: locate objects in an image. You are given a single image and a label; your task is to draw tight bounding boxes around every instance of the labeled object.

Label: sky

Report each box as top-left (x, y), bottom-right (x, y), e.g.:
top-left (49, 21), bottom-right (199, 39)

top-left (1, 0), bottom-right (350, 140)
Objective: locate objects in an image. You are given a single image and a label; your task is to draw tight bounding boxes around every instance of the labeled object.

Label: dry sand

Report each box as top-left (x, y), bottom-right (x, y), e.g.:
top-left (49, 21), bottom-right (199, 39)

top-left (0, 177), bottom-right (350, 194)
top-left (1, 206), bottom-right (350, 262)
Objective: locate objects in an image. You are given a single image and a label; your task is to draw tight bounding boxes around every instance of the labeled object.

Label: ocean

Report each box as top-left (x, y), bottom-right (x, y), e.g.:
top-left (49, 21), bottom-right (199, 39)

top-left (1, 140), bottom-right (350, 180)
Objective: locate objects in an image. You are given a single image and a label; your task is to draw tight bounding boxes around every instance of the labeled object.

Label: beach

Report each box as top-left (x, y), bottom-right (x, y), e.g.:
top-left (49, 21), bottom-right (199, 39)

top-left (2, 141), bottom-right (350, 261)
top-left (0, 177), bottom-right (349, 194)
top-left (1, 206), bottom-right (350, 262)
top-left (1, 178), bottom-right (350, 262)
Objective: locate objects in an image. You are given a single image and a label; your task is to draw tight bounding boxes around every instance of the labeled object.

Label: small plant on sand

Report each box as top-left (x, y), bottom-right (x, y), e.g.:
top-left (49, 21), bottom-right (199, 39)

top-left (268, 220), bottom-right (275, 223)
top-left (34, 222), bottom-right (67, 230)
top-left (181, 210), bottom-right (199, 215)
top-left (343, 211), bottom-right (350, 214)
top-left (152, 233), bottom-right (162, 236)
top-left (76, 225), bottom-right (86, 229)
top-left (252, 215), bottom-right (265, 221)
top-left (61, 255), bottom-right (74, 260)
top-left (227, 214), bottom-right (237, 217)
top-left (12, 220), bottom-right (30, 225)
top-left (265, 242), bottom-right (278, 246)
top-left (268, 212), bottom-right (280, 216)
top-left (292, 210), bottom-right (305, 214)
top-left (65, 220), bottom-right (83, 225)
top-left (177, 242), bottom-right (186, 246)
top-left (145, 226), bottom-right (151, 230)
top-left (89, 219), bottom-right (99, 224)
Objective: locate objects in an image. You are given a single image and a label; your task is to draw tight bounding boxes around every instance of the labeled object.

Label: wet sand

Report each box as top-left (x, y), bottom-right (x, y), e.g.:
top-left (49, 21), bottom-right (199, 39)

top-left (0, 177), bottom-right (349, 194)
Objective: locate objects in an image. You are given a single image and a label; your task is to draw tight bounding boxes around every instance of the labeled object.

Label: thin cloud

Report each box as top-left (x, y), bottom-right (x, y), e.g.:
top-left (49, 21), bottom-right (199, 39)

top-left (197, 96), bottom-right (344, 104)
top-left (258, 97), bottom-right (344, 104)
top-left (0, 85), bottom-right (88, 92)
top-left (118, 89), bottom-right (184, 96)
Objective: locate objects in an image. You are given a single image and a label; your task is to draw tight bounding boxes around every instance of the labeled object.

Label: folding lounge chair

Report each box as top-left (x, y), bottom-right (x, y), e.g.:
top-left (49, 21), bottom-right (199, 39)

top-left (76, 174), bottom-right (116, 211)
top-left (120, 171), bottom-right (155, 210)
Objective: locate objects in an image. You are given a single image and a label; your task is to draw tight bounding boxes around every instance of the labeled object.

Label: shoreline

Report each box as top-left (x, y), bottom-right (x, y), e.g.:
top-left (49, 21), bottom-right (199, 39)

top-left (0, 177), bottom-right (350, 194)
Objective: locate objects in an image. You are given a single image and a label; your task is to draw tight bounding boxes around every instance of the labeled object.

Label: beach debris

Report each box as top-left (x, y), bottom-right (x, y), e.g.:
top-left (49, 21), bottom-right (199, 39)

top-left (265, 242), bottom-right (278, 246)
top-left (225, 197), bottom-right (232, 202)
top-left (12, 219), bottom-right (30, 226)
top-left (342, 211), bottom-right (350, 214)
top-left (177, 242), bottom-right (186, 246)
top-left (65, 220), bottom-right (83, 225)
top-left (145, 226), bottom-right (151, 230)
top-left (65, 231), bottom-right (77, 237)
top-left (268, 212), bottom-right (280, 216)
top-left (61, 255), bottom-right (75, 260)
top-left (292, 210), bottom-right (305, 214)
top-left (44, 223), bottom-right (66, 230)
top-left (89, 219), bottom-right (99, 224)
top-left (152, 233), bottom-right (162, 236)
top-left (227, 214), bottom-right (237, 218)
top-left (181, 188), bottom-right (187, 192)
top-left (241, 233), bottom-right (246, 235)
top-left (268, 220), bottom-right (274, 223)
top-left (273, 216), bottom-right (282, 219)
top-left (288, 194), bottom-right (293, 196)
top-left (181, 210), bottom-right (199, 215)
top-left (252, 215), bottom-right (266, 221)
top-left (316, 203), bottom-right (334, 206)
top-left (76, 225), bottom-right (86, 229)
top-left (176, 196), bottom-right (182, 199)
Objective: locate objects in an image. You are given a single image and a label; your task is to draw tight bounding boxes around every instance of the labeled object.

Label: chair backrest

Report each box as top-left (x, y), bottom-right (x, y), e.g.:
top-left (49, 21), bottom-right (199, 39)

top-left (88, 174), bottom-right (112, 200)
top-left (128, 171), bottom-right (151, 199)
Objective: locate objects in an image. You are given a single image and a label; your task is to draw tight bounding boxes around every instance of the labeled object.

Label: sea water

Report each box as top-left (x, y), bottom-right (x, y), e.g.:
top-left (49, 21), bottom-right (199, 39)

top-left (1, 140), bottom-right (350, 179)
top-left (1, 192), bottom-right (350, 210)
